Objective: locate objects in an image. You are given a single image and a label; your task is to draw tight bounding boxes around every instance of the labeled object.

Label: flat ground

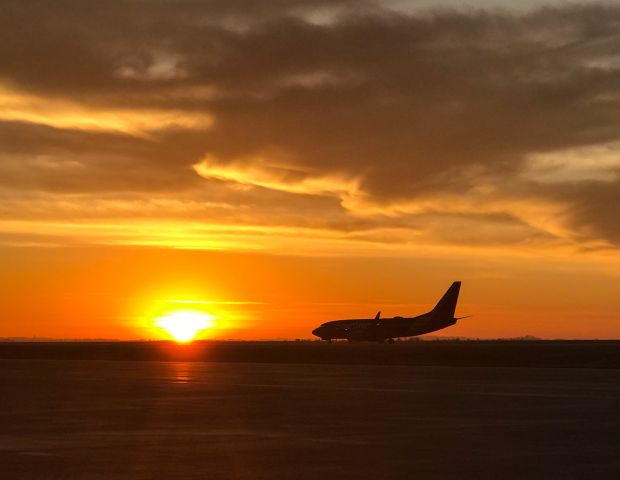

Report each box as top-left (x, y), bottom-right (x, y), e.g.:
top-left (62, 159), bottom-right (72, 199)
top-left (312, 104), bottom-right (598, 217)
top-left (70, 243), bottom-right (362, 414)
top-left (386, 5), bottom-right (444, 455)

top-left (3, 340), bottom-right (620, 368)
top-left (2, 346), bottom-right (620, 479)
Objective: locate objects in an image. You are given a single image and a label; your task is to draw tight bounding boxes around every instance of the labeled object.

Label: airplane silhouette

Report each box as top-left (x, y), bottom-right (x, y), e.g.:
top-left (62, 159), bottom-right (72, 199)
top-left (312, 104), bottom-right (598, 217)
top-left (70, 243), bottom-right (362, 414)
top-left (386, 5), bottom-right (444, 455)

top-left (312, 281), bottom-right (466, 343)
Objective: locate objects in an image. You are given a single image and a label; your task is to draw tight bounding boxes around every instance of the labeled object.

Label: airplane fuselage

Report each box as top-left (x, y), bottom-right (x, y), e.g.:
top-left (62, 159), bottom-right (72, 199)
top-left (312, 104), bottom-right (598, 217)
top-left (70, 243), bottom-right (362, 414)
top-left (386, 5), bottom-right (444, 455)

top-left (312, 313), bottom-right (456, 342)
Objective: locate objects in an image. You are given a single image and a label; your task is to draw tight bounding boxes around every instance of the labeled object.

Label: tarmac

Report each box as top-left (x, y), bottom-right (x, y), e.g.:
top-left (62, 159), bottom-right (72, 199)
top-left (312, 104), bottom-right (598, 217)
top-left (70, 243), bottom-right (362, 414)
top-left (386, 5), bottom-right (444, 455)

top-left (2, 349), bottom-right (620, 479)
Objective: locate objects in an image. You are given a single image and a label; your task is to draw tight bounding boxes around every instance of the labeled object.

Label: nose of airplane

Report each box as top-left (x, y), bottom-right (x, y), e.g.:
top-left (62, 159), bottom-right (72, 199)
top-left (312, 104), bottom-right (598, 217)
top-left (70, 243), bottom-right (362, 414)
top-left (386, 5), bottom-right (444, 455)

top-left (312, 327), bottom-right (322, 337)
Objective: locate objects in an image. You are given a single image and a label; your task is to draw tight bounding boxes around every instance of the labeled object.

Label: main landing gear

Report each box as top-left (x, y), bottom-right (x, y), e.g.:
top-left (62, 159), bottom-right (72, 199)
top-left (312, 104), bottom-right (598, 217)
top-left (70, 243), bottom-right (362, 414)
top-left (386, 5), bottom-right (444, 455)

top-left (386, 338), bottom-right (395, 344)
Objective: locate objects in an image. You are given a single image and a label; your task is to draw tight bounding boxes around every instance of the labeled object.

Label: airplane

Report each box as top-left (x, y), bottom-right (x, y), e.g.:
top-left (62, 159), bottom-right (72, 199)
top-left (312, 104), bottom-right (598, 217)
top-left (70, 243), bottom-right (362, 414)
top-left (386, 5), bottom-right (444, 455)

top-left (311, 281), bottom-right (466, 343)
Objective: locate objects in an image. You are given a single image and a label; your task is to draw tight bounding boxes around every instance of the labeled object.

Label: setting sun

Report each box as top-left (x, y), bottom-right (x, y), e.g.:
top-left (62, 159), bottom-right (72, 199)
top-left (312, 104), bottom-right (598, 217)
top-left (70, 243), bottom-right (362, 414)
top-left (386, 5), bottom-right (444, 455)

top-left (155, 310), bottom-right (214, 343)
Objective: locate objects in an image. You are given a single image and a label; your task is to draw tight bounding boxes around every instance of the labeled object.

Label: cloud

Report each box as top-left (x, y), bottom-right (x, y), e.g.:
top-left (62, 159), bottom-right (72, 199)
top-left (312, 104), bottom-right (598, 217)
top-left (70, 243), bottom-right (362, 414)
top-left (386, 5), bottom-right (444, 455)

top-left (2, 1), bottom-right (620, 251)
top-left (0, 85), bottom-right (212, 135)
top-left (193, 154), bottom-right (360, 198)
top-left (522, 143), bottom-right (620, 183)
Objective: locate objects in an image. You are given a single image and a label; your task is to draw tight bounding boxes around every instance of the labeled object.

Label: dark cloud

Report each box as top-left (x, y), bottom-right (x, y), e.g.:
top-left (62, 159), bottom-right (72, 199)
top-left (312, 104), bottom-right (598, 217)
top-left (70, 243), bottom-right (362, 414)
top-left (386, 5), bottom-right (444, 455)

top-left (0, 121), bottom-right (207, 192)
top-left (546, 180), bottom-right (620, 245)
top-left (2, 1), bottom-right (620, 248)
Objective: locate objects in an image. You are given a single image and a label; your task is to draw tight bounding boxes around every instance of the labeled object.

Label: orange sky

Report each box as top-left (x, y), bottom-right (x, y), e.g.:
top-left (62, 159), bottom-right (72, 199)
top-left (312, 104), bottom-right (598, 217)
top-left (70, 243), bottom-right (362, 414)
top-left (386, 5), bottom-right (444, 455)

top-left (1, 245), bottom-right (619, 340)
top-left (1, 1), bottom-right (620, 340)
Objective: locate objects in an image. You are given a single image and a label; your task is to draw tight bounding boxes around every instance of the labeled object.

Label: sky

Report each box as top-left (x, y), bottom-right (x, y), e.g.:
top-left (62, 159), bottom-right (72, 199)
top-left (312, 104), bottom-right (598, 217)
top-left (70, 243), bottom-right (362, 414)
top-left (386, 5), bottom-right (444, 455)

top-left (1, 0), bottom-right (619, 340)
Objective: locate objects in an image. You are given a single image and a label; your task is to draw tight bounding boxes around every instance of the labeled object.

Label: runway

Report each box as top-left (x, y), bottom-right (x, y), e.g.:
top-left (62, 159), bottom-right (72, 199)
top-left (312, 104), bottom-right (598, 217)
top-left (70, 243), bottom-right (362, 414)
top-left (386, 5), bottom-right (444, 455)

top-left (3, 359), bottom-right (620, 479)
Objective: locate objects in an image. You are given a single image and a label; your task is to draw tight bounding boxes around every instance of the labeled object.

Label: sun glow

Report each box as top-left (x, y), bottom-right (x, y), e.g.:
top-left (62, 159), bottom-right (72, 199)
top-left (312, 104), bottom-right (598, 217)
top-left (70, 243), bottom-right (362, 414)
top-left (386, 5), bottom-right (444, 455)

top-left (155, 310), bottom-right (215, 343)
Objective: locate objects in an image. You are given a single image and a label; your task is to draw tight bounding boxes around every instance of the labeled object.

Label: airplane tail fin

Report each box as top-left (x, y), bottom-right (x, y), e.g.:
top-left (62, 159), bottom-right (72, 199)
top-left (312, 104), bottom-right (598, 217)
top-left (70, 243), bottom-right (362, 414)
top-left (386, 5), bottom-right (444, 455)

top-left (431, 281), bottom-right (461, 320)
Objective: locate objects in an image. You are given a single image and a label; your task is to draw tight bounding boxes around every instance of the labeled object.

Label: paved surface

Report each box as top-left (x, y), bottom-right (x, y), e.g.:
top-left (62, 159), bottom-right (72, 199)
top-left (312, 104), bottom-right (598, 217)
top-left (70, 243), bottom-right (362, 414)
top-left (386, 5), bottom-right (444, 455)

top-left (2, 360), bottom-right (620, 479)
top-left (4, 341), bottom-right (620, 368)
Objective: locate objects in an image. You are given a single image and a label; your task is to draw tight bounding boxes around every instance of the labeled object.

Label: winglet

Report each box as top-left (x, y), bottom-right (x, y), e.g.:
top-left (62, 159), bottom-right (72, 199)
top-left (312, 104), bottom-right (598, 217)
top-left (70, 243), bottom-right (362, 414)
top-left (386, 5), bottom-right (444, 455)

top-left (374, 311), bottom-right (381, 321)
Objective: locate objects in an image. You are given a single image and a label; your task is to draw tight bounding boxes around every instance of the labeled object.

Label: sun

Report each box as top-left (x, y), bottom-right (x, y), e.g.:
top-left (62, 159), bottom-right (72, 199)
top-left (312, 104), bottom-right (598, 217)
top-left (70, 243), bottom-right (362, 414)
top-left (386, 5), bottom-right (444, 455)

top-left (155, 310), bottom-right (214, 343)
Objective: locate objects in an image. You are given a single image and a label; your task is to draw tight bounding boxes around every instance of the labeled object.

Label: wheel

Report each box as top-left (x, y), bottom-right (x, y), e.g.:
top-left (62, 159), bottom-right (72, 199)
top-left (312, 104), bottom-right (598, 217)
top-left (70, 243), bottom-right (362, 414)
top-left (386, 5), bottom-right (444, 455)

top-left (387, 338), bottom-right (395, 344)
